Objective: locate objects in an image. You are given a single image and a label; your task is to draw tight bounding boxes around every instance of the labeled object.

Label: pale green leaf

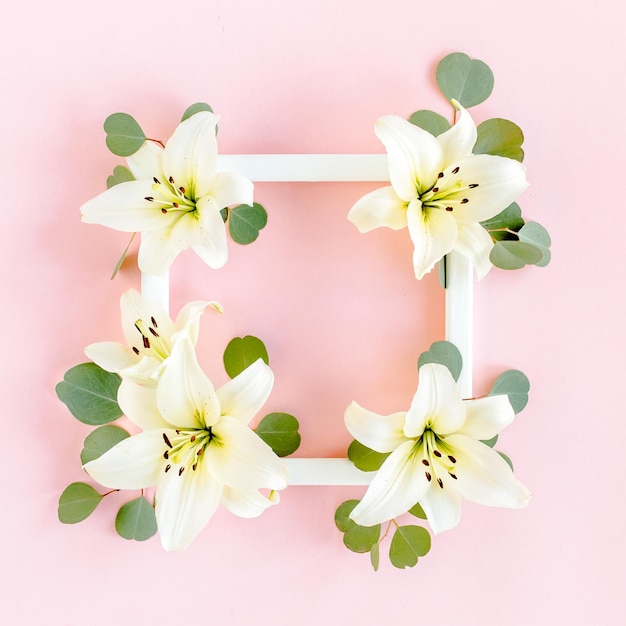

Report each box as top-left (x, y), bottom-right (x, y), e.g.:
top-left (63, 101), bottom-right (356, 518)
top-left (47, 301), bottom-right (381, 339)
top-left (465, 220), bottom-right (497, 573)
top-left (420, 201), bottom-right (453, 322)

top-left (334, 499), bottom-right (359, 532)
top-left (106, 165), bottom-right (135, 189)
top-left (115, 496), bottom-right (158, 541)
top-left (181, 102), bottom-right (214, 122)
top-left (481, 434), bottom-right (499, 448)
top-left (518, 221), bottom-right (552, 267)
top-left (223, 335), bottom-right (269, 378)
top-left (474, 118), bottom-right (524, 162)
top-left (480, 202), bottom-right (524, 232)
top-left (80, 425), bottom-right (130, 465)
top-left (436, 52), bottom-right (494, 108)
top-left (255, 412), bottom-right (301, 457)
top-left (370, 542), bottom-right (380, 571)
top-left (56, 363), bottom-right (122, 425)
top-left (58, 482), bottom-right (103, 524)
top-left (343, 524), bottom-right (381, 553)
top-left (489, 369), bottom-right (530, 414)
top-left (110, 232), bottom-right (136, 280)
top-left (408, 110), bottom-right (451, 137)
top-left (389, 525), bottom-right (431, 568)
top-left (103, 113), bottom-right (146, 157)
top-left (417, 340), bottom-right (463, 381)
top-left (498, 451), bottom-right (514, 471)
top-left (228, 203), bottom-right (268, 245)
top-left (347, 440), bottom-right (390, 472)
top-left (490, 240), bottom-right (543, 270)
top-left (408, 502), bottom-right (427, 519)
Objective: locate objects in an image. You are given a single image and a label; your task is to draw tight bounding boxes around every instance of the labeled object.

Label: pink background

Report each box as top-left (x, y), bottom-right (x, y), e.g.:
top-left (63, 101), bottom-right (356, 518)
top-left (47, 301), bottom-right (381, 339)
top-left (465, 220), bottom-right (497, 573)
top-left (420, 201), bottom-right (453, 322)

top-left (3, 0), bottom-right (623, 624)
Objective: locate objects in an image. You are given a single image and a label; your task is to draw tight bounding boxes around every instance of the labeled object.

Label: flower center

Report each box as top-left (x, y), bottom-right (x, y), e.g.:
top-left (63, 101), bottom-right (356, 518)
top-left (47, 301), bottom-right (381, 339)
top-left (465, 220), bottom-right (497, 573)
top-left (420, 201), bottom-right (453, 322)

top-left (419, 165), bottom-right (479, 214)
top-left (161, 427), bottom-right (218, 476)
top-left (416, 428), bottom-right (458, 489)
top-left (131, 317), bottom-right (170, 360)
top-left (145, 175), bottom-right (197, 216)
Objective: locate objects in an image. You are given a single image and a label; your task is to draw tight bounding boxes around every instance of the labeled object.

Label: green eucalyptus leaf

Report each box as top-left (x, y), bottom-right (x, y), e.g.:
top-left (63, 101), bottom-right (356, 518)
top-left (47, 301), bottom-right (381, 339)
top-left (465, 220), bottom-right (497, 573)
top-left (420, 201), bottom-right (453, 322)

top-left (343, 524), bottom-right (381, 553)
top-left (106, 165), bottom-right (135, 189)
top-left (181, 102), bottom-right (214, 122)
top-left (389, 525), bottom-right (431, 568)
top-left (347, 440), bottom-right (390, 472)
top-left (80, 425), bottom-right (130, 465)
top-left (480, 202), bottom-right (524, 233)
top-left (498, 451), bottom-right (514, 471)
top-left (518, 221), bottom-right (552, 267)
top-left (58, 482), bottom-right (103, 524)
top-left (255, 412), bottom-right (301, 457)
top-left (335, 499), bottom-right (359, 532)
top-left (417, 340), bottom-right (463, 381)
top-left (103, 112), bottom-right (146, 157)
top-left (228, 203), bottom-right (268, 245)
top-left (481, 434), bottom-right (499, 448)
top-left (489, 369), bottom-right (530, 414)
top-left (474, 118), bottom-right (524, 162)
top-left (56, 363), bottom-right (122, 425)
top-left (115, 496), bottom-right (158, 541)
top-left (490, 240), bottom-right (543, 270)
top-left (408, 502), bottom-right (427, 519)
top-left (436, 52), bottom-right (494, 108)
top-left (110, 232), bottom-right (136, 280)
top-left (223, 335), bottom-right (269, 378)
top-left (370, 542), bottom-right (380, 571)
top-left (408, 110), bottom-right (451, 137)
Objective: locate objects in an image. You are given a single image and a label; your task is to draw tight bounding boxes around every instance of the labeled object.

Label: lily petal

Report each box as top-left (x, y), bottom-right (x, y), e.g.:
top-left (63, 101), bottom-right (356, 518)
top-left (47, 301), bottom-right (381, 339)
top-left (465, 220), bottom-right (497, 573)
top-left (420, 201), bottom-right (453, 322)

top-left (216, 359), bottom-right (274, 425)
top-left (444, 434), bottom-right (531, 509)
top-left (441, 154), bottom-right (529, 223)
top-left (138, 226), bottom-right (183, 276)
top-left (209, 171), bottom-right (254, 209)
top-left (420, 481), bottom-right (462, 534)
top-left (454, 222), bottom-right (494, 280)
top-left (344, 402), bottom-right (408, 453)
top-left (162, 111), bottom-right (218, 200)
top-left (436, 103), bottom-right (477, 169)
top-left (173, 300), bottom-right (218, 345)
top-left (83, 431), bottom-right (164, 489)
top-left (191, 196), bottom-right (229, 269)
top-left (458, 395), bottom-right (515, 440)
top-left (350, 440), bottom-right (429, 526)
top-left (156, 339), bottom-right (220, 429)
top-left (84, 341), bottom-right (137, 373)
top-left (407, 199), bottom-right (457, 279)
top-left (376, 115), bottom-right (442, 200)
top-left (404, 363), bottom-right (464, 438)
top-left (126, 140), bottom-right (164, 181)
top-left (80, 180), bottom-right (173, 232)
top-left (206, 416), bottom-right (289, 490)
top-left (120, 288), bottom-right (176, 351)
top-left (220, 486), bottom-right (279, 518)
top-left (156, 461), bottom-right (222, 551)
top-left (118, 379), bottom-right (170, 430)
top-left (347, 186), bottom-right (408, 232)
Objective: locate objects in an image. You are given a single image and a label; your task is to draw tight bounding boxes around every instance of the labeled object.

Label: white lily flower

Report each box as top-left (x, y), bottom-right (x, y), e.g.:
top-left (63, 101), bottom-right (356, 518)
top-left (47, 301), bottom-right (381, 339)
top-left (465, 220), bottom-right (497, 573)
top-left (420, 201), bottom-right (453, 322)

top-left (348, 104), bottom-right (529, 279)
top-left (81, 111), bottom-right (253, 275)
top-left (86, 287), bottom-right (219, 379)
top-left (84, 338), bottom-right (289, 551)
top-left (345, 363), bottom-right (530, 533)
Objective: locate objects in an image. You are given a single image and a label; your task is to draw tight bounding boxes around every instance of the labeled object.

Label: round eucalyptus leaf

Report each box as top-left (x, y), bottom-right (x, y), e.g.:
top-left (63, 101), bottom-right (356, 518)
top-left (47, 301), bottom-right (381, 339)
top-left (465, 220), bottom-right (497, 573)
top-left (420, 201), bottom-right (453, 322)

top-left (228, 203), bottom-right (268, 245)
top-left (481, 434), bottom-right (499, 448)
top-left (408, 110), bottom-right (451, 137)
top-left (490, 240), bottom-right (543, 270)
top-left (343, 524), bottom-right (381, 553)
top-left (115, 496), bottom-right (157, 541)
top-left (103, 112), bottom-right (146, 157)
top-left (489, 369), bottom-right (530, 414)
top-left (255, 412), bottom-right (301, 457)
top-left (474, 118), bottom-right (524, 162)
top-left (436, 52), bottom-right (494, 108)
top-left (480, 202), bottom-right (524, 232)
top-left (181, 102), bottom-right (214, 122)
top-left (334, 499), bottom-right (359, 532)
top-left (518, 221), bottom-right (552, 267)
top-left (417, 340), bottom-right (463, 381)
top-left (106, 165), bottom-right (135, 189)
top-left (58, 482), bottom-right (103, 524)
top-left (370, 542), bottom-right (380, 571)
top-left (498, 451), bottom-right (514, 471)
top-left (223, 335), bottom-right (269, 378)
top-left (389, 525), bottom-right (431, 568)
top-left (347, 440), bottom-right (390, 472)
top-left (408, 502), bottom-right (427, 520)
top-left (56, 363), bottom-right (122, 425)
top-left (80, 425), bottom-right (130, 465)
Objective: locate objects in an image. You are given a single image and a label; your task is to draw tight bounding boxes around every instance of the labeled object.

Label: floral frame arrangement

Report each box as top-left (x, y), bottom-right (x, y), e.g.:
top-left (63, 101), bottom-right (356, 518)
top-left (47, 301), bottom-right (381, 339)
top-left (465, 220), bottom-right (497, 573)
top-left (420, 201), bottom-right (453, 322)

top-left (57, 52), bottom-right (550, 569)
